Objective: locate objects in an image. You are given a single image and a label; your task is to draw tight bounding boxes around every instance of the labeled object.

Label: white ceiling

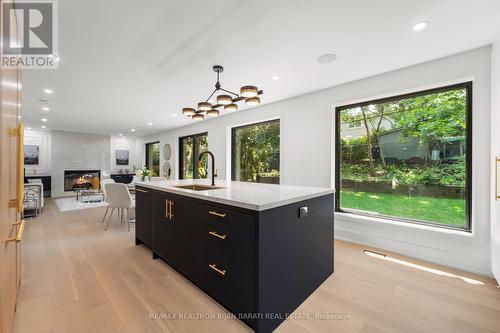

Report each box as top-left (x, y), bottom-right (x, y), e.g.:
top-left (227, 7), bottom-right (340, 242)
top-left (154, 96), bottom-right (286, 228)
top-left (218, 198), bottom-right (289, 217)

top-left (22, 0), bottom-right (500, 136)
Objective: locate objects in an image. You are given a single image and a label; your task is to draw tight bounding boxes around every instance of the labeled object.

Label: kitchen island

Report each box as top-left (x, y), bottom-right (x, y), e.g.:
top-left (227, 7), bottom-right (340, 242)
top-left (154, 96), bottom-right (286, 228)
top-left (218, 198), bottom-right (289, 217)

top-left (135, 179), bottom-right (334, 333)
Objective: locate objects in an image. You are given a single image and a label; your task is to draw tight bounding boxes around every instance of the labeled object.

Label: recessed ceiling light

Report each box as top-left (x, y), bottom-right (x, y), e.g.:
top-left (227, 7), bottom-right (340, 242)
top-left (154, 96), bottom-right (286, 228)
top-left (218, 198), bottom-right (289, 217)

top-left (130, 128), bottom-right (136, 132)
top-left (171, 114), bottom-right (177, 117)
top-left (412, 21), bottom-right (427, 31)
top-left (44, 88), bottom-right (53, 94)
top-left (147, 122), bottom-right (153, 126)
top-left (118, 133), bottom-right (123, 136)
top-left (272, 76), bottom-right (280, 81)
top-left (317, 53), bottom-right (337, 64)
top-left (42, 106), bottom-right (50, 111)
top-left (26, 127), bottom-right (32, 130)
top-left (41, 118), bottom-right (48, 122)
top-left (41, 125), bottom-right (46, 129)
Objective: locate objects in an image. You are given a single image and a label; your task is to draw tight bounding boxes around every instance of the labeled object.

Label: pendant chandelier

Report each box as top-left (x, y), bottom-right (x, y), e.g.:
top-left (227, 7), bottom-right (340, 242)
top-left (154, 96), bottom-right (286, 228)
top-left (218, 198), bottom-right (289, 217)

top-left (182, 65), bottom-right (263, 121)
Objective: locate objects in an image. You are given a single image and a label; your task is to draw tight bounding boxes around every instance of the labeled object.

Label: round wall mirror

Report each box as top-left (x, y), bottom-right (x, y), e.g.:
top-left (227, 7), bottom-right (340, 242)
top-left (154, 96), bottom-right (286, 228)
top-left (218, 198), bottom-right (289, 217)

top-left (163, 143), bottom-right (172, 160)
top-left (163, 161), bottom-right (172, 179)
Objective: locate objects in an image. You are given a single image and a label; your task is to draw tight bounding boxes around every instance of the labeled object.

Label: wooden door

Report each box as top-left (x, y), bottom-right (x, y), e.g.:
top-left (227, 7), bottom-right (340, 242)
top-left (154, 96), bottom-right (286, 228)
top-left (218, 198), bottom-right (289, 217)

top-left (0, 1), bottom-right (24, 332)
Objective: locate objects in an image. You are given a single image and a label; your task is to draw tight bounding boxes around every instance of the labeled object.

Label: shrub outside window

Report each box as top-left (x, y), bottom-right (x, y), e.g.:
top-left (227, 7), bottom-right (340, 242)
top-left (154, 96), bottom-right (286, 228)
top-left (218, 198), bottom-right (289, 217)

top-left (179, 133), bottom-right (208, 179)
top-left (231, 120), bottom-right (280, 184)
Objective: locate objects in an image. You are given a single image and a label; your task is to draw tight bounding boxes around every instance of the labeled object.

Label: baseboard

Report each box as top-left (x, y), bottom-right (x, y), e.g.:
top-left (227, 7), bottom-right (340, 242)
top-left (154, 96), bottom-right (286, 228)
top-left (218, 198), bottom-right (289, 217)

top-left (334, 229), bottom-right (493, 278)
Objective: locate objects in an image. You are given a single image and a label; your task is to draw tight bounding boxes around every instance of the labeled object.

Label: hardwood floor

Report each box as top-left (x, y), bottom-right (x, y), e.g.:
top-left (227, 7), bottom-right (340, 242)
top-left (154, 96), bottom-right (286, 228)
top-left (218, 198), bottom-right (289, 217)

top-left (13, 199), bottom-right (500, 333)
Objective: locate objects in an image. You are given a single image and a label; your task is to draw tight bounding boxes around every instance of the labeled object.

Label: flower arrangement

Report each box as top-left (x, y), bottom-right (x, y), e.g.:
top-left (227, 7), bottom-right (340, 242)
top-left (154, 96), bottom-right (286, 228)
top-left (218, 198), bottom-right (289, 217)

top-left (136, 167), bottom-right (152, 181)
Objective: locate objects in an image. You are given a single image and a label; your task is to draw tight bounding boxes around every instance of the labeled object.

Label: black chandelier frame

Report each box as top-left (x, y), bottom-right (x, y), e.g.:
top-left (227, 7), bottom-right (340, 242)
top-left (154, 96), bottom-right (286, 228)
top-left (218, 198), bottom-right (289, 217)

top-left (190, 65), bottom-right (263, 116)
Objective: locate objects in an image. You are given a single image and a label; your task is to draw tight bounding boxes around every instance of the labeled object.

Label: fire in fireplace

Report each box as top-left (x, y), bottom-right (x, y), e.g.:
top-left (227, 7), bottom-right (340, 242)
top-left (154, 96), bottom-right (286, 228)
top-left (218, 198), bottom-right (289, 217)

top-left (64, 170), bottom-right (101, 192)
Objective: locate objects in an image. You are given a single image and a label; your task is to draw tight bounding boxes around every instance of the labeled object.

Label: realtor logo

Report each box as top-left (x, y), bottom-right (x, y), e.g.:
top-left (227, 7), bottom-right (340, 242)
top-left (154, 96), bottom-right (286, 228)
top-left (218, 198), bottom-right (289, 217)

top-left (1, 0), bottom-right (58, 69)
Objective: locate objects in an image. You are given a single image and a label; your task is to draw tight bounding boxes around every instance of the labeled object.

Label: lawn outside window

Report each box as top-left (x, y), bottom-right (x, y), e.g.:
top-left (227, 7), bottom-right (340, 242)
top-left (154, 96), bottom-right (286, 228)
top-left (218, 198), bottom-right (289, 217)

top-left (335, 82), bottom-right (472, 231)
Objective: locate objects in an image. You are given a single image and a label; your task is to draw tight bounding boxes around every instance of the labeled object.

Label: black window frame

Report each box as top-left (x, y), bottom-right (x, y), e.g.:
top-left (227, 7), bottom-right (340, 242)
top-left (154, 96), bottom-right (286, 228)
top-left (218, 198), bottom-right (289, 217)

top-left (179, 132), bottom-right (208, 180)
top-left (335, 81), bottom-right (473, 232)
top-left (145, 141), bottom-right (160, 175)
top-left (231, 119), bottom-right (281, 183)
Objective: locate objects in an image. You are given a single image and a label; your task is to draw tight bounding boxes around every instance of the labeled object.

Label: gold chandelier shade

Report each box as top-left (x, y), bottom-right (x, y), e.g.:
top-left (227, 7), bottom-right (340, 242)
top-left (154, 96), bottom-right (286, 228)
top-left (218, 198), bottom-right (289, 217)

top-left (245, 97), bottom-right (260, 106)
top-left (240, 86), bottom-right (258, 98)
top-left (224, 103), bottom-right (238, 111)
top-left (198, 102), bottom-right (212, 111)
top-left (217, 95), bottom-right (232, 105)
top-left (182, 108), bottom-right (196, 116)
top-left (207, 109), bottom-right (219, 117)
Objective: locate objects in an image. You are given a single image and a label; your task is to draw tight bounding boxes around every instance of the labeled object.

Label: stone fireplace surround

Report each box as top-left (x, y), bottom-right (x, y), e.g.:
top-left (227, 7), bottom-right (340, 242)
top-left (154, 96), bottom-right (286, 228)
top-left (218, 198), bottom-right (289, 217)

top-left (51, 131), bottom-right (111, 197)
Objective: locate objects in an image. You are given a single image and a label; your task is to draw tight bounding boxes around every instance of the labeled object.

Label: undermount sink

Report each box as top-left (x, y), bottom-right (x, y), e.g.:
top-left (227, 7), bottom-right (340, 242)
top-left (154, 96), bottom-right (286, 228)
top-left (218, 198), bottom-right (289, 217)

top-left (174, 184), bottom-right (225, 191)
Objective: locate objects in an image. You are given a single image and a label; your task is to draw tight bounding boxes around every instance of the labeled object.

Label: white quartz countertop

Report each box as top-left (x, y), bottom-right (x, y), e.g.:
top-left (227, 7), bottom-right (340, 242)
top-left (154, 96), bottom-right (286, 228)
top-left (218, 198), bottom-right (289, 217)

top-left (135, 179), bottom-right (334, 211)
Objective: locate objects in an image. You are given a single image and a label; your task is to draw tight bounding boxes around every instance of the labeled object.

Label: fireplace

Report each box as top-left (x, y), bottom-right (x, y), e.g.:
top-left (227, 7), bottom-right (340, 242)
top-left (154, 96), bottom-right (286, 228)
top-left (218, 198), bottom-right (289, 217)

top-left (64, 170), bottom-right (101, 192)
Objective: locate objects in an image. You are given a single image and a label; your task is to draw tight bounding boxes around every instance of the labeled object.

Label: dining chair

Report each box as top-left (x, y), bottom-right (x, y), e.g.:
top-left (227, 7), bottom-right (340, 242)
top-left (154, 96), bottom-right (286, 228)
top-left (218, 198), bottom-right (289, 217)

top-left (104, 183), bottom-right (135, 231)
top-left (100, 178), bottom-right (115, 223)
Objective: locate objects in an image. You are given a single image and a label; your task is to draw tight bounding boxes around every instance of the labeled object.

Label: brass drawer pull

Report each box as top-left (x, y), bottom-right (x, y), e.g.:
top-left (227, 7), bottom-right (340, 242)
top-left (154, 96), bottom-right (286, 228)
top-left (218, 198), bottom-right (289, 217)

top-left (165, 200), bottom-right (174, 221)
top-left (208, 264), bottom-right (226, 276)
top-left (136, 188), bottom-right (148, 193)
top-left (208, 211), bottom-right (226, 218)
top-left (6, 220), bottom-right (25, 242)
top-left (208, 231), bottom-right (227, 240)
top-left (169, 200), bottom-right (174, 219)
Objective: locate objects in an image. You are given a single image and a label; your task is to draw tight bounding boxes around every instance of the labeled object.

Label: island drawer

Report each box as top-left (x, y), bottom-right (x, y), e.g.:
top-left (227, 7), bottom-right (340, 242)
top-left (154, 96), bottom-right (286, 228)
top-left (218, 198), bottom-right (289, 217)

top-left (202, 203), bottom-right (255, 258)
top-left (203, 217), bottom-right (255, 268)
top-left (203, 254), bottom-right (255, 316)
top-left (200, 202), bottom-right (255, 227)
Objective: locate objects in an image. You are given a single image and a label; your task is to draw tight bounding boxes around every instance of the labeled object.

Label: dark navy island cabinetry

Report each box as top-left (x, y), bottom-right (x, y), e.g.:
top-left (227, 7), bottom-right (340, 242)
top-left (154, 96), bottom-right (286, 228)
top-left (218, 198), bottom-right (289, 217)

top-left (135, 182), bottom-right (334, 333)
top-left (134, 187), bottom-right (154, 249)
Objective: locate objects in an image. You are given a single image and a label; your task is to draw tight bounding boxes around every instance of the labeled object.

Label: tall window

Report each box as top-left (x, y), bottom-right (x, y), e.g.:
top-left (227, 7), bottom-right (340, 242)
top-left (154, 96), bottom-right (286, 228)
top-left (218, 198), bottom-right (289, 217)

top-left (145, 142), bottom-right (160, 176)
top-left (179, 133), bottom-right (208, 179)
top-left (232, 119), bottom-right (280, 184)
top-left (336, 82), bottom-right (472, 230)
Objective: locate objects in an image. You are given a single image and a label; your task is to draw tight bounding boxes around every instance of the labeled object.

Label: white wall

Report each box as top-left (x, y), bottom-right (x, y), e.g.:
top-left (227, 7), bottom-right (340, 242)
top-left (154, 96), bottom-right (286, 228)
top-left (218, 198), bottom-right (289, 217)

top-left (143, 47), bottom-right (492, 276)
top-left (491, 33), bottom-right (500, 282)
top-left (24, 129), bottom-right (51, 175)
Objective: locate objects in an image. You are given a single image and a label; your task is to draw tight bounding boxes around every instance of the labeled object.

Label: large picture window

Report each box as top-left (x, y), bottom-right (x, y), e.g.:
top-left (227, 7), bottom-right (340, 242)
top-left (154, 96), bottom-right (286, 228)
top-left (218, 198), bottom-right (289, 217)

top-left (335, 82), bottom-right (472, 230)
top-left (145, 142), bottom-right (160, 176)
top-left (231, 119), bottom-right (280, 184)
top-left (179, 133), bottom-right (208, 179)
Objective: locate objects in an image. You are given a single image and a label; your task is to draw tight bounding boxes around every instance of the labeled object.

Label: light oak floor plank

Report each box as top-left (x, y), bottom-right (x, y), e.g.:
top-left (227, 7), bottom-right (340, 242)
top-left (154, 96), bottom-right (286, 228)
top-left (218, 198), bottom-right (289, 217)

top-left (13, 199), bottom-right (500, 333)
